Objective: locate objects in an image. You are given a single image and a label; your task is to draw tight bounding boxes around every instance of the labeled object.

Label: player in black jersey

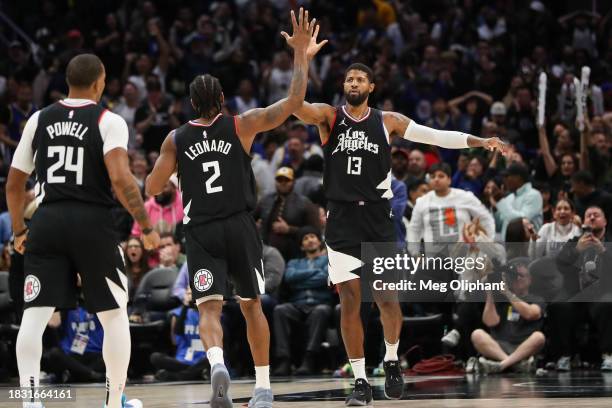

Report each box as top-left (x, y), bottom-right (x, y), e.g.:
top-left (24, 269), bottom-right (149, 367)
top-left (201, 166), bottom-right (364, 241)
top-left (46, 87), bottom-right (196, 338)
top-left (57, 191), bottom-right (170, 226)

top-left (145, 8), bottom-right (326, 408)
top-left (295, 63), bottom-right (507, 405)
top-left (6, 54), bottom-right (160, 408)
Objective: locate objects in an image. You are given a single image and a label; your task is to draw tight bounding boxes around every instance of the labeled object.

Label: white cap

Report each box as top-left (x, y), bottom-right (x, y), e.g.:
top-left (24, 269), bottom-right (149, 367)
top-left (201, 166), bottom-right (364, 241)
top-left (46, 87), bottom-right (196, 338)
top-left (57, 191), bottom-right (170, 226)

top-left (490, 101), bottom-right (507, 116)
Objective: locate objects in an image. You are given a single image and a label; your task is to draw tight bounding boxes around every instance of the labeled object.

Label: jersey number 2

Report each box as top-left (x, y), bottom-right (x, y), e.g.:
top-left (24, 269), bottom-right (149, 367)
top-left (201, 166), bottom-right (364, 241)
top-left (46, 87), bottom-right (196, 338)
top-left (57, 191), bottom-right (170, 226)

top-left (47, 146), bottom-right (84, 185)
top-left (347, 156), bottom-right (362, 175)
top-left (203, 161), bottom-right (223, 194)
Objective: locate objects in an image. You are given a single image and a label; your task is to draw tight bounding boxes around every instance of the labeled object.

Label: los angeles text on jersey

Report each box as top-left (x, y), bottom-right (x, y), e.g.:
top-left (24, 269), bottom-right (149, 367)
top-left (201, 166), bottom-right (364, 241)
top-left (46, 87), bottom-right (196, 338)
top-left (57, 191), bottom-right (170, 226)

top-left (46, 122), bottom-right (88, 140)
top-left (332, 128), bottom-right (379, 155)
top-left (184, 139), bottom-right (232, 160)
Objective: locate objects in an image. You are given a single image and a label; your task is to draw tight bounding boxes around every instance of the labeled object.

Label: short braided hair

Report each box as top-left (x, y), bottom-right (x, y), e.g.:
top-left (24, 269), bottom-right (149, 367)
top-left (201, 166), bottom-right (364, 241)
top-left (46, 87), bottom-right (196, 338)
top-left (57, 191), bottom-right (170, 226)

top-left (189, 74), bottom-right (223, 119)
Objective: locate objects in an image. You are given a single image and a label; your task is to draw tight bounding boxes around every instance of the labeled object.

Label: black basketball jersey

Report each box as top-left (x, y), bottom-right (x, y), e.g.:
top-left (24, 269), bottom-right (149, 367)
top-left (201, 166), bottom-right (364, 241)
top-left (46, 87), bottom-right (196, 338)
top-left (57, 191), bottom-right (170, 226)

top-left (323, 106), bottom-right (392, 202)
top-left (32, 101), bottom-right (115, 207)
top-left (174, 115), bottom-right (256, 226)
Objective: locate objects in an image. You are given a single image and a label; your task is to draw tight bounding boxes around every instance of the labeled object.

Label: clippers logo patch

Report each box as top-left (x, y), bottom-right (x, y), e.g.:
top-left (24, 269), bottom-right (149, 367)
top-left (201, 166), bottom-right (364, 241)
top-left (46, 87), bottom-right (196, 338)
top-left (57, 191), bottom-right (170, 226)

top-left (194, 269), bottom-right (214, 292)
top-left (24, 275), bottom-right (41, 302)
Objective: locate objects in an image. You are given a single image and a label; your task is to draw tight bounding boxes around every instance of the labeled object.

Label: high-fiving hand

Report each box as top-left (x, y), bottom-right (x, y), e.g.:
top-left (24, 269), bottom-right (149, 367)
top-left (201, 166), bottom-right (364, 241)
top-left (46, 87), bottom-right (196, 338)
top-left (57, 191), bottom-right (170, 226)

top-left (281, 8), bottom-right (327, 60)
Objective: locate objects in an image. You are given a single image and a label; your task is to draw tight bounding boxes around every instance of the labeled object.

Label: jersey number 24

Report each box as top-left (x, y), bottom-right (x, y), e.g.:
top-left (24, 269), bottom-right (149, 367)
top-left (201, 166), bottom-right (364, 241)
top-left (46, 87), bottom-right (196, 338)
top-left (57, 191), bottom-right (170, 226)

top-left (47, 146), bottom-right (84, 185)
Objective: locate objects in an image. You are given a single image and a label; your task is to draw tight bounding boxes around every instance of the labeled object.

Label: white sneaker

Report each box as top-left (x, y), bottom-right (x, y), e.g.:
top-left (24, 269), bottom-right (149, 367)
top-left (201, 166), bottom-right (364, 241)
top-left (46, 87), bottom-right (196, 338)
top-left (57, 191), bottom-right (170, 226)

top-left (602, 354), bottom-right (612, 372)
top-left (556, 356), bottom-right (571, 372)
top-left (441, 329), bottom-right (461, 348)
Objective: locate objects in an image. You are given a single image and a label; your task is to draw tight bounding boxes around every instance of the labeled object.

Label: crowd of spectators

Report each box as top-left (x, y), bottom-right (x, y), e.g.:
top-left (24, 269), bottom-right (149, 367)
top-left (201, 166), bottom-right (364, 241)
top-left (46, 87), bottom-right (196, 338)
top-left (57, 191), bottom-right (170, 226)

top-left (1, 0), bottom-right (612, 381)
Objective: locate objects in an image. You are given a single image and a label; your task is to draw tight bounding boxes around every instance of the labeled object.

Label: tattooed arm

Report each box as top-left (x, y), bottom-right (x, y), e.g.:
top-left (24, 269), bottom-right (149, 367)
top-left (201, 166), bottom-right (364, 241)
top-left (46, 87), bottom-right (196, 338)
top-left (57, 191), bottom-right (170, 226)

top-left (105, 148), bottom-right (160, 250)
top-left (235, 8), bottom-right (327, 153)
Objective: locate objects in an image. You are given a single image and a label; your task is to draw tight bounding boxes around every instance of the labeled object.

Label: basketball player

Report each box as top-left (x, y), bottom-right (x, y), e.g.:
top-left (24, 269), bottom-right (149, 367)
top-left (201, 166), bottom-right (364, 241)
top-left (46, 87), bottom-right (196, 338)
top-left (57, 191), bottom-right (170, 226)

top-left (6, 54), bottom-right (160, 408)
top-left (145, 8), bottom-right (326, 408)
top-left (294, 63), bottom-right (507, 405)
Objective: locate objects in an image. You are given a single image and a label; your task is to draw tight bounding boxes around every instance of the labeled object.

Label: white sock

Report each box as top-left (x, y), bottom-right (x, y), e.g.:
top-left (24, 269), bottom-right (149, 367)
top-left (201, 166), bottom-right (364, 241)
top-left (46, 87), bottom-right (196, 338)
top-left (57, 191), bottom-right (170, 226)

top-left (17, 306), bottom-right (55, 405)
top-left (384, 339), bottom-right (399, 362)
top-left (255, 365), bottom-right (271, 389)
top-left (207, 346), bottom-right (224, 367)
top-left (349, 358), bottom-right (367, 381)
top-left (97, 308), bottom-right (131, 408)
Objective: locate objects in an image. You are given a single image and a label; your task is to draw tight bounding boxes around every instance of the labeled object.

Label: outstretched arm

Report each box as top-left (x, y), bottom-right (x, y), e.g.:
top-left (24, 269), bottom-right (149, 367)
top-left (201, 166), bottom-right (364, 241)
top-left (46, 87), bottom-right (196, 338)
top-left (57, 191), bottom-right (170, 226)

top-left (235, 8), bottom-right (327, 153)
top-left (294, 101), bottom-right (336, 144)
top-left (145, 132), bottom-right (178, 196)
top-left (383, 111), bottom-right (508, 154)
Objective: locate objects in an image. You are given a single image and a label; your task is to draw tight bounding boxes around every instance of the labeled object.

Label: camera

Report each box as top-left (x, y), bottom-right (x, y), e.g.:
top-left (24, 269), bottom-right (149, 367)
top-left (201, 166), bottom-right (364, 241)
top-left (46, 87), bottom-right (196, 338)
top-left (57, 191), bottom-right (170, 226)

top-left (488, 258), bottom-right (524, 286)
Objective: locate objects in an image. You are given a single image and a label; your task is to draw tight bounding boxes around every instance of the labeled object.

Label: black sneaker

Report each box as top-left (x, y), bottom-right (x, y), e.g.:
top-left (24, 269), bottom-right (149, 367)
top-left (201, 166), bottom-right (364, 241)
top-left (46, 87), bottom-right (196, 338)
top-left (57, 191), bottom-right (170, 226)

top-left (383, 360), bottom-right (404, 399)
top-left (345, 378), bottom-right (373, 406)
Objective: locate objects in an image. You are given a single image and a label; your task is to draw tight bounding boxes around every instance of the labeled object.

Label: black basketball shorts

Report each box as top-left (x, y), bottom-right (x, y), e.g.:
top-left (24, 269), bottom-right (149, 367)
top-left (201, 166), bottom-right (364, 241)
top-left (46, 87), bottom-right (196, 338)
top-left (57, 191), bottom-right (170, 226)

top-left (325, 200), bottom-right (396, 284)
top-left (184, 211), bottom-right (264, 303)
top-left (24, 201), bottom-right (128, 313)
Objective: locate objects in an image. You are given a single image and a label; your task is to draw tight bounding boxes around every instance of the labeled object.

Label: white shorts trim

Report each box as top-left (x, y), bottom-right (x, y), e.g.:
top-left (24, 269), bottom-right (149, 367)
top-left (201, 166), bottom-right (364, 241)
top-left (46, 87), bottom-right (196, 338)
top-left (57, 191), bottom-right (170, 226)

top-left (196, 294), bottom-right (224, 305)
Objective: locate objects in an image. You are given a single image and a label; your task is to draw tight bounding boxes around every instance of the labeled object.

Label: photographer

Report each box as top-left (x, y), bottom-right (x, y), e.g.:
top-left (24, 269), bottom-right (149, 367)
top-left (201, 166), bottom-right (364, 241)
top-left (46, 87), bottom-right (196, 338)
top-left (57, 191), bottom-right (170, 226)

top-left (471, 259), bottom-right (546, 373)
top-left (548, 205), bottom-right (612, 371)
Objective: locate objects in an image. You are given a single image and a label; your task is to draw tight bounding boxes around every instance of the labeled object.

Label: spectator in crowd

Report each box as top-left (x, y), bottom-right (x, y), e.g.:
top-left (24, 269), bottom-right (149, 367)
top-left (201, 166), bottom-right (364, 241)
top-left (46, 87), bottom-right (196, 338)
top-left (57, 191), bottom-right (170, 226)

top-left (408, 163), bottom-right (494, 255)
top-left (113, 82), bottom-right (140, 148)
top-left (270, 122), bottom-right (323, 174)
top-left (405, 149), bottom-right (428, 187)
top-left (531, 198), bottom-right (581, 258)
top-left (506, 86), bottom-right (538, 150)
top-left (134, 75), bottom-right (183, 154)
top-left (403, 178), bottom-right (429, 223)
top-left (471, 258), bottom-right (546, 374)
top-left (226, 79), bottom-right (259, 114)
top-left (254, 167), bottom-right (320, 260)
top-left (130, 232), bottom-right (181, 322)
top-left (549, 206), bottom-right (612, 371)
top-left (452, 156), bottom-right (487, 197)
top-left (124, 237), bottom-right (150, 303)
top-left (391, 147), bottom-right (410, 183)
top-left (505, 217), bottom-right (537, 259)
top-left (272, 227), bottom-right (332, 376)
top-left (0, 80), bottom-right (36, 160)
top-left (492, 163), bottom-right (543, 239)
top-left (131, 175), bottom-right (183, 237)
top-left (442, 219), bottom-right (505, 354)
top-left (293, 154), bottom-right (324, 203)
top-left (150, 288), bottom-right (208, 381)
top-left (536, 125), bottom-right (577, 196)
top-left (570, 171), bottom-right (612, 219)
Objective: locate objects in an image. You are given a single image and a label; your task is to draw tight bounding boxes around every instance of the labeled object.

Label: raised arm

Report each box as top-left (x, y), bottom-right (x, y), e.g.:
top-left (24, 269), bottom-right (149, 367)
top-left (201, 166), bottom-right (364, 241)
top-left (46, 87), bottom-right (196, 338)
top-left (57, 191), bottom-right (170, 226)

top-left (538, 125), bottom-right (558, 177)
top-left (383, 111), bottom-right (508, 154)
top-left (145, 132), bottom-right (178, 196)
top-left (234, 8), bottom-right (327, 153)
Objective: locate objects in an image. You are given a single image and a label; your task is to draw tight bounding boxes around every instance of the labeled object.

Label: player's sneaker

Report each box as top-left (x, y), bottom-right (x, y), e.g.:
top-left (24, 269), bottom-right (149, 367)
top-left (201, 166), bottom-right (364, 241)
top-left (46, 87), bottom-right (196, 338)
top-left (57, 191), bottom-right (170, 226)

top-left (210, 364), bottom-right (232, 408)
top-left (248, 387), bottom-right (274, 408)
top-left (103, 394), bottom-right (142, 408)
top-left (383, 360), bottom-right (404, 399)
top-left (601, 354), bottom-right (612, 372)
top-left (345, 378), bottom-right (373, 406)
top-left (556, 356), bottom-right (571, 372)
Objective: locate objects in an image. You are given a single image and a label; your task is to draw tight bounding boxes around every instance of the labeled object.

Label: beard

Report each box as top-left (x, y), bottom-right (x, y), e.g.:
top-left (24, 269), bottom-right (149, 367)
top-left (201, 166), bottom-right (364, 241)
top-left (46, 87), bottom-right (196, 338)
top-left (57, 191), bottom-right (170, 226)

top-left (345, 90), bottom-right (369, 106)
